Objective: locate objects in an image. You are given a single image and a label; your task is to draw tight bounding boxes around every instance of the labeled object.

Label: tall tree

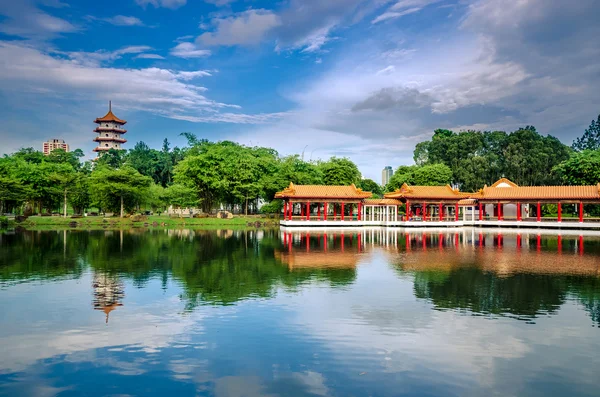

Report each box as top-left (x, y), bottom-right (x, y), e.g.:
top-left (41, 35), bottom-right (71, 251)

top-left (553, 150), bottom-right (600, 185)
top-left (573, 114), bottom-right (600, 151)
top-left (89, 166), bottom-right (151, 217)
top-left (319, 157), bottom-right (361, 185)
top-left (356, 178), bottom-right (383, 197)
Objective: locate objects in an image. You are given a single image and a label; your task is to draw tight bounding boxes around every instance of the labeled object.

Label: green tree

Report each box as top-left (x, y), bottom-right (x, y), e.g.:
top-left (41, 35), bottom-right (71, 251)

top-left (553, 150), bottom-right (600, 185)
top-left (164, 184), bottom-right (198, 213)
top-left (319, 157), bottom-right (361, 185)
top-left (356, 178), bottom-right (383, 197)
top-left (95, 149), bottom-right (127, 169)
top-left (573, 114), bottom-right (600, 151)
top-left (89, 166), bottom-right (152, 217)
top-left (386, 164), bottom-right (452, 191)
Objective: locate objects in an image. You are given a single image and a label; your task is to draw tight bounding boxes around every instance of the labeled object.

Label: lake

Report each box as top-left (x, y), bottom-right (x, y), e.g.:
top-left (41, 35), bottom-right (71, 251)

top-left (1, 228), bottom-right (599, 397)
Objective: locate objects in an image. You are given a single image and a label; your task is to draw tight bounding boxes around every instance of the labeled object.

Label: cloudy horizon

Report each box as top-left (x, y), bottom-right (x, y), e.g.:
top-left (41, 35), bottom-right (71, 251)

top-left (0, 0), bottom-right (598, 181)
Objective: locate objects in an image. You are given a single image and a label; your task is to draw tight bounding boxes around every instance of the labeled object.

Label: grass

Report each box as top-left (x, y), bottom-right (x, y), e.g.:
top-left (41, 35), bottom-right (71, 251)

top-left (12, 215), bottom-right (280, 230)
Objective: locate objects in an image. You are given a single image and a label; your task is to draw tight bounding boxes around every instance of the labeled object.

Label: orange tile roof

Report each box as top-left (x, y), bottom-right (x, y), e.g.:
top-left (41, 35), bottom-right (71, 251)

top-left (275, 183), bottom-right (372, 199)
top-left (475, 184), bottom-right (600, 201)
top-left (384, 183), bottom-right (468, 200)
top-left (490, 177), bottom-right (518, 188)
top-left (94, 102), bottom-right (127, 124)
top-left (364, 198), bottom-right (403, 205)
top-left (457, 198), bottom-right (477, 205)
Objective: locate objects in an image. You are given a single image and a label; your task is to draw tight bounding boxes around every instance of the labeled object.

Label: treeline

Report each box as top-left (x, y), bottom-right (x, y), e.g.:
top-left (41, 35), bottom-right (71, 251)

top-left (0, 135), bottom-right (380, 216)
top-left (386, 117), bottom-right (600, 193)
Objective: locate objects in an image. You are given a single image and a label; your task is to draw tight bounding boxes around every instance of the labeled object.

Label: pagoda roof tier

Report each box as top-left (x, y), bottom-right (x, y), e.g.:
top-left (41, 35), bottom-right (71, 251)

top-left (275, 183), bottom-right (372, 200)
top-left (93, 137), bottom-right (127, 143)
top-left (93, 146), bottom-right (114, 152)
top-left (94, 127), bottom-right (127, 133)
top-left (385, 183), bottom-right (468, 201)
top-left (94, 102), bottom-right (127, 124)
top-left (472, 178), bottom-right (600, 202)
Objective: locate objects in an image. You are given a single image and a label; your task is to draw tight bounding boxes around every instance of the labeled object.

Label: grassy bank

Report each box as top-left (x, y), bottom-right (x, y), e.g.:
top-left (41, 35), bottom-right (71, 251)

top-left (11, 215), bottom-right (279, 231)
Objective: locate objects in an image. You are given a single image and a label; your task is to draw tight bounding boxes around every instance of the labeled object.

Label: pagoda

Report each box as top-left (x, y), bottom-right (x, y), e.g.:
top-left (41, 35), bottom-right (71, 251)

top-left (93, 101), bottom-right (127, 156)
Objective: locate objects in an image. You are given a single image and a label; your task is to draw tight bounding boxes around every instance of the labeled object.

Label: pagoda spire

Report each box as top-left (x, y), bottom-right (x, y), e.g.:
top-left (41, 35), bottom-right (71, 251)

top-left (109, 100), bottom-right (111, 112)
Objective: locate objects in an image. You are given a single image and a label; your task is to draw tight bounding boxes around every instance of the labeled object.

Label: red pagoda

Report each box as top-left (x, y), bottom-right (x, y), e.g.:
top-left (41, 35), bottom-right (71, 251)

top-left (93, 101), bottom-right (127, 156)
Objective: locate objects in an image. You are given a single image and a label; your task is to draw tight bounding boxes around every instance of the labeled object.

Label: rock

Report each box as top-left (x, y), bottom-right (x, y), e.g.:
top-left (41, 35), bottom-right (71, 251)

top-left (15, 215), bottom-right (28, 223)
top-left (68, 221), bottom-right (78, 228)
top-left (143, 222), bottom-right (149, 227)
top-left (217, 211), bottom-right (233, 219)
top-left (152, 221), bottom-right (158, 227)
top-left (131, 214), bottom-right (148, 222)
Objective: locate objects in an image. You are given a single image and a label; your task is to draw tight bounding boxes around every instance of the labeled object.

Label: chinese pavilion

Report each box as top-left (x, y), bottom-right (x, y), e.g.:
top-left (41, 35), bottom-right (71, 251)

top-left (93, 101), bottom-right (127, 156)
top-left (276, 178), bottom-right (600, 229)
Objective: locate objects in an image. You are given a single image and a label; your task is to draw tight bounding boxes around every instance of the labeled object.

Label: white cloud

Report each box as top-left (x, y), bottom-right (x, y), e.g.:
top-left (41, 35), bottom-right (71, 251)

top-left (372, 0), bottom-right (442, 23)
top-left (198, 9), bottom-right (281, 46)
top-left (135, 0), bottom-right (187, 9)
top-left (204, 0), bottom-right (237, 5)
top-left (61, 45), bottom-right (154, 67)
top-left (106, 15), bottom-right (145, 27)
top-left (0, 0), bottom-right (77, 39)
top-left (175, 70), bottom-right (213, 80)
top-left (135, 53), bottom-right (165, 59)
top-left (170, 42), bottom-right (211, 58)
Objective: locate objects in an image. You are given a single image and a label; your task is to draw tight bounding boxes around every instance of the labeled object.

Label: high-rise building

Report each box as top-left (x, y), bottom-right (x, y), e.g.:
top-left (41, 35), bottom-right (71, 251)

top-left (382, 166), bottom-right (393, 186)
top-left (42, 139), bottom-right (69, 155)
top-left (93, 101), bottom-right (127, 157)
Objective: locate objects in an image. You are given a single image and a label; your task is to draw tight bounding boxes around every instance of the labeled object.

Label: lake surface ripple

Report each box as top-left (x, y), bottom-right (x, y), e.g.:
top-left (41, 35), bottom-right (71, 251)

top-left (1, 229), bottom-right (599, 397)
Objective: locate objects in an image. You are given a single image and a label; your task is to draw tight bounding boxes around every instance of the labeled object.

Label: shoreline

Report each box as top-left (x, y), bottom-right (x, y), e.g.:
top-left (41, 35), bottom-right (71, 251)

top-left (3, 215), bottom-right (280, 231)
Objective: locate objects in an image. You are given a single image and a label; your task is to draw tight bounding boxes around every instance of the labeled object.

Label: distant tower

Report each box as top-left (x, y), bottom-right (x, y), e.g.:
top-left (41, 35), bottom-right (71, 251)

top-left (93, 101), bottom-right (127, 156)
top-left (92, 271), bottom-right (124, 324)
top-left (382, 166), bottom-right (393, 186)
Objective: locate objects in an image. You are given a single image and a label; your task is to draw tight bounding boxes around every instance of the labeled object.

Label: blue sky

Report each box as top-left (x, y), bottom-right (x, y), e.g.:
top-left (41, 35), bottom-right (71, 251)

top-left (0, 0), bottom-right (598, 181)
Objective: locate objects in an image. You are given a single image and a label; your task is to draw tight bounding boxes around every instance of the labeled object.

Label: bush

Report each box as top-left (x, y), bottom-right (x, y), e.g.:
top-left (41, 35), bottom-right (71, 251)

top-left (260, 200), bottom-right (283, 214)
top-left (0, 216), bottom-right (8, 228)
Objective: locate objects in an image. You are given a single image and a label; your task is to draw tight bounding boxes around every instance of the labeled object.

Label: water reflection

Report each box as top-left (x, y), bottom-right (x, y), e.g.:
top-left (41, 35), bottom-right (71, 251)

top-left (1, 228), bottom-right (600, 396)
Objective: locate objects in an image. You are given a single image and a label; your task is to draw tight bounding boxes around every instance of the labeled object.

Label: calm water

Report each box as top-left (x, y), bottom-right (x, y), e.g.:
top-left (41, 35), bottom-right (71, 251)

top-left (1, 228), bottom-right (600, 397)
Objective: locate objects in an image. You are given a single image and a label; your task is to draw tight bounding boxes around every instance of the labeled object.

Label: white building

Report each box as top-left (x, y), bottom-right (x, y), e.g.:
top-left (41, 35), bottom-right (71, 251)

top-left (382, 166), bottom-right (393, 186)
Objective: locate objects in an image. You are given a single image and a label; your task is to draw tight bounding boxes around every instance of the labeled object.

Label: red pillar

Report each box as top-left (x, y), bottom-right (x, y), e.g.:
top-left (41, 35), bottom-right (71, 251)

top-left (341, 233), bottom-right (345, 252)
top-left (358, 202), bottom-right (362, 221)
top-left (333, 204), bottom-right (337, 220)
top-left (406, 233), bottom-right (411, 251)
top-left (357, 232), bottom-right (362, 253)
top-left (439, 203), bottom-right (443, 221)
top-left (579, 202), bottom-right (584, 223)
top-left (498, 203), bottom-right (503, 221)
top-left (341, 202), bottom-right (345, 221)
top-left (406, 200), bottom-right (410, 221)
top-left (306, 201), bottom-right (310, 221)
top-left (579, 235), bottom-right (584, 255)
top-left (557, 235), bottom-right (562, 254)
top-left (478, 232), bottom-right (483, 248)
top-left (288, 232), bottom-right (292, 252)
top-left (324, 202), bottom-right (328, 221)
top-left (517, 202), bottom-right (521, 221)
top-left (317, 204), bottom-right (321, 220)
top-left (422, 233), bottom-right (427, 250)
top-left (479, 202), bottom-right (483, 221)
top-left (517, 234), bottom-right (522, 248)
top-left (455, 203), bottom-right (459, 222)
top-left (537, 202), bottom-right (541, 222)
top-left (422, 203), bottom-right (427, 221)
top-left (301, 204), bottom-right (304, 218)
top-left (439, 233), bottom-right (443, 249)
top-left (323, 233), bottom-right (328, 251)
top-left (557, 202), bottom-right (562, 222)
top-left (536, 234), bottom-right (541, 252)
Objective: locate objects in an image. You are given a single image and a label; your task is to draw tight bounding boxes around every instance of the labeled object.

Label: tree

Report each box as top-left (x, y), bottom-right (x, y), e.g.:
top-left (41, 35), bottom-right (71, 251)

top-left (573, 114), bottom-right (600, 151)
top-left (89, 166), bottom-right (152, 217)
top-left (386, 164), bottom-right (452, 191)
top-left (164, 184), bottom-right (198, 215)
top-left (553, 150), bottom-right (600, 185)
top-left (95, 149), bottom-right (127, 169)
top-left (319, 157), bottom-right (361, 185)
top-left (356, 178), bottom-right (383, 197)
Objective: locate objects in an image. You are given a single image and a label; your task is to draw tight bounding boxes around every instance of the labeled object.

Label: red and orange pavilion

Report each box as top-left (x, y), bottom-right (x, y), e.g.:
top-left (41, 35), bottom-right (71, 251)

top-left (276, 178), bottom-right (600, 230)
top-left (93, 101), bottom-right (127, 156)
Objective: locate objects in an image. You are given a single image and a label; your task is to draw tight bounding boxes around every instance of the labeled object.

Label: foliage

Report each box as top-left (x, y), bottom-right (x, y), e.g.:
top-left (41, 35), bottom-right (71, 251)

top-left (386, 164), bottom-right (453, 191)
top-left (553, 150), bottom-right (600, 185)
top-left (88, 166), bottom-right (152, 215)
top-left (413, 127), bottom-right (571, 191)
top-left (260, 200), bottom-right (283, 214)
top-left (573, 114), bottom-right (600, 151)
top-left (164, 184), bottom-right (198, 209)
top-left (356, 178), bottom-right (382, 197)
top-left (318, 157), bottom-right (361, 185)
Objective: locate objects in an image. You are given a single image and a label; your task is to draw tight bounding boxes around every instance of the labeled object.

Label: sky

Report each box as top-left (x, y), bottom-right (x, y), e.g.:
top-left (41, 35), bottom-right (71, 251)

top-left (0, 0), bottom-right (598, 181)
